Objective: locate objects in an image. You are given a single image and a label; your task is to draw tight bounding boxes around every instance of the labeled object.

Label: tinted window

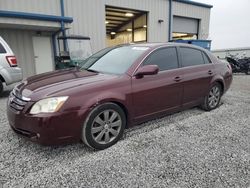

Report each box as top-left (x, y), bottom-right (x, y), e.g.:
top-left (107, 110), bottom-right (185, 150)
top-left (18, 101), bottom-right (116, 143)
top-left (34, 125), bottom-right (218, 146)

top-left (143, 47), bottom-right (178, 71)
top-left (180, 47), bottom-right (204, 67)
top-left (0, 43), bottom-right (7, 54)
top-left (202, 52), bottom-right (211, 64)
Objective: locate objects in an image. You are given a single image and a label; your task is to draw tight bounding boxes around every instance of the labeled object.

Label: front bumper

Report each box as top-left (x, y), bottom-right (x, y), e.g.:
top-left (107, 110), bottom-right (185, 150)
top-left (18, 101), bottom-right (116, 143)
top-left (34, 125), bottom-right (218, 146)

top-left (7, 99), bottom-right (89, 145)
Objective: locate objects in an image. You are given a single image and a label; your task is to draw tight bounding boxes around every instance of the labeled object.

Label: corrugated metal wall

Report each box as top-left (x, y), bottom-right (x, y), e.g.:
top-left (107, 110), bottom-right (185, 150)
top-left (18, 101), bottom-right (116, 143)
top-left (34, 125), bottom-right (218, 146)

top-left (64, 0), bottom-right (169, 52)
top-left (0, 0), bottom-right (211, 77)
top-left (0, 29), bottom-right (35, 78)
top-left (173, 1), bottom-right (211, 39)
top-left (0, 0), bottom-right (60, 15)
top-left (64, 0), bottom-right (106, 53)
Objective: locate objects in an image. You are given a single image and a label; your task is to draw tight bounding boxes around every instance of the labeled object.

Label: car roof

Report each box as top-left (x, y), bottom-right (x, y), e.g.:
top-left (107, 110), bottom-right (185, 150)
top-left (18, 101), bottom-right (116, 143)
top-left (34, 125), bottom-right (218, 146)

top-left (121, 42), bottom-right (208, 52)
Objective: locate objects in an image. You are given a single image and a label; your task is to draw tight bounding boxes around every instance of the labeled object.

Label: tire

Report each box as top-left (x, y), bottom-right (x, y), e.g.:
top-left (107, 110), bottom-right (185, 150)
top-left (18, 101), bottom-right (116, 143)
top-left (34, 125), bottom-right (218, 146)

top-left (0, 81), bottom-right (3, 95)
top-left (201, 83), bottom-right (222, 111)
top-left (82, 102), bottom-right (126, 150)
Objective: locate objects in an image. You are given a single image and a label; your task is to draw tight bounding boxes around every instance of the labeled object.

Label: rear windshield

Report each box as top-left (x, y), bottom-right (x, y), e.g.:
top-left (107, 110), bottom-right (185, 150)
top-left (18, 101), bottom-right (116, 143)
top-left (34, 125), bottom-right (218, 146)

top-left (0, 43), bottom-right (7, 54)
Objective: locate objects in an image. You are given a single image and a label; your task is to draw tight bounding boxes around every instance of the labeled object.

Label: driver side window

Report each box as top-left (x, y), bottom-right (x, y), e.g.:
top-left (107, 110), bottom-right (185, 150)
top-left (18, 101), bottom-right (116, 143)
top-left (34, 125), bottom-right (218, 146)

top-left (143, 47), bottom-right (179, 71)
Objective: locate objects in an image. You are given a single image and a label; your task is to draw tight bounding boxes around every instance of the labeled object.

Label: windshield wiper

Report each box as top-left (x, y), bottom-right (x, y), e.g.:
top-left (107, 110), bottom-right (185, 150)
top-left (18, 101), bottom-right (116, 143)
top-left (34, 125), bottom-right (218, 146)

top-left (87, 69), bottom-right (99, 73)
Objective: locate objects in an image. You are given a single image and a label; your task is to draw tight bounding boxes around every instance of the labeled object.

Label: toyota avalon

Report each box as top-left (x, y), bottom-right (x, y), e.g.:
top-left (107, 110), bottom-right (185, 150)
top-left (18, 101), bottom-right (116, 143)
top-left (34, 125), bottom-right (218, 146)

top-left (7, 43), bottom-right (232, 150)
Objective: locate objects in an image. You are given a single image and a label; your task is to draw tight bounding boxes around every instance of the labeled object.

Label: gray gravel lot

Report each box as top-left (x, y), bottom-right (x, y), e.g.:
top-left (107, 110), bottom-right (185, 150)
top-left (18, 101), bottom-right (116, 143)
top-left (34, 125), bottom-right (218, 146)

top-left (0, 75), bottom-right (250, 188)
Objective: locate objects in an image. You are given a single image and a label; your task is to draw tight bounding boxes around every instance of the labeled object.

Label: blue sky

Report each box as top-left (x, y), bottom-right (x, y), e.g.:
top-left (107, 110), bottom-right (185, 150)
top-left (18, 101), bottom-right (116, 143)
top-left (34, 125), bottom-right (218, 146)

top-left (197, 0), bottom-right (250, 50)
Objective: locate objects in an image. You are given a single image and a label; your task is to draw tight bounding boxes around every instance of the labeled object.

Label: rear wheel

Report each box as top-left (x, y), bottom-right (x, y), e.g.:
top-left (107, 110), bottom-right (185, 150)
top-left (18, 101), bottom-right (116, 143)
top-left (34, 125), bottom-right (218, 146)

top-left (82, 103), bottom-right (126, 150)
top-left (201, 83), bottom-right (222, 111)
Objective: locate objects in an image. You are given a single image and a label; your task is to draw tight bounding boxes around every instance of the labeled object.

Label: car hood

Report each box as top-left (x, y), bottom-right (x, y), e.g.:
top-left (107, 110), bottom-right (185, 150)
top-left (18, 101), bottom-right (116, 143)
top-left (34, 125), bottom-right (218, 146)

top-left (16, 68), bottom-right (118, 101)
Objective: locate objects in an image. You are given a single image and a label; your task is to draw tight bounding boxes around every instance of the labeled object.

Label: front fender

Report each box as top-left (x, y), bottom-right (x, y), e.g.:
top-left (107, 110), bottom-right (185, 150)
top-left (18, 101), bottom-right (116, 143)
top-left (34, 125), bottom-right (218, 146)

top-left (85, 91), bottom-right (128, 110)
top-left (80, 91), bottom-right (132, 126)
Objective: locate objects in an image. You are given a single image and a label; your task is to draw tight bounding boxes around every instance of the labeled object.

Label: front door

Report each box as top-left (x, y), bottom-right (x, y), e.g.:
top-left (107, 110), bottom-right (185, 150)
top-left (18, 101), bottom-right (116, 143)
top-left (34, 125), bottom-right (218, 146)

top-left (32, 36), bottom-right (54, 74)
top-left (131, 47), bottom-right (183, 121)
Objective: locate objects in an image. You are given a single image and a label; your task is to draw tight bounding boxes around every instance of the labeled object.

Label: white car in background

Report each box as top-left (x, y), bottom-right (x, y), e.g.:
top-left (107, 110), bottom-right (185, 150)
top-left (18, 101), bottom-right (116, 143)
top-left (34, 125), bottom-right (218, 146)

top-left (0, 36), bottom-right (22, 94)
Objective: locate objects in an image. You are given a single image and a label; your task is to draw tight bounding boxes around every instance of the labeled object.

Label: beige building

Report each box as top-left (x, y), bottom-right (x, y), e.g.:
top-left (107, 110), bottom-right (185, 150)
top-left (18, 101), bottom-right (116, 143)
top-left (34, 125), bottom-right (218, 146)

top-left (0, 0), bottom-right (212, 78)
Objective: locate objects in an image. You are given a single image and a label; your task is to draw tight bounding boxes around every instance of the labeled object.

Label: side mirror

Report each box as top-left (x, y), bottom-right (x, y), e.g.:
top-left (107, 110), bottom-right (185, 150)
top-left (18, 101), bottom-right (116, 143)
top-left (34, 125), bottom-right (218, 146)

top-left (134, 65), bottom-right (159, 78)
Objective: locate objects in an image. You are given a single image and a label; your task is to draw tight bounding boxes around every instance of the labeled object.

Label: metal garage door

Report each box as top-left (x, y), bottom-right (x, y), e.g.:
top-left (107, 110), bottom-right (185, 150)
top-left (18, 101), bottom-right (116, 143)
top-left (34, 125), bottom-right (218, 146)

top-left (173, 16), bottom-right (199, 34)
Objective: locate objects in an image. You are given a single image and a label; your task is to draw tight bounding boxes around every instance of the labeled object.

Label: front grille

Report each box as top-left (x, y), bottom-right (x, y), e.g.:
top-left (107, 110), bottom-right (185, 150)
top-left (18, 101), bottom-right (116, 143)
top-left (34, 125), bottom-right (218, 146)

top-left (9, 91), bottom-right (28, 112)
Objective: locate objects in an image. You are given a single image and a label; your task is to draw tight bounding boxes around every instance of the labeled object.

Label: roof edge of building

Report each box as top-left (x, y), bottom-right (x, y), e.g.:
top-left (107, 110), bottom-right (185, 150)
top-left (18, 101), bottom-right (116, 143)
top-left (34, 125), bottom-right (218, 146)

top-left (0, 10), bottom-right (73, 23)
top-left (173, 0), bottom-right (213, 8)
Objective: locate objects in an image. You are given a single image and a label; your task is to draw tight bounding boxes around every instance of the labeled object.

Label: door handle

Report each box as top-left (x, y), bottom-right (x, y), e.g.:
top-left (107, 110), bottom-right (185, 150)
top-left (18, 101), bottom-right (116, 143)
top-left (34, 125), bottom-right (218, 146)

top-left (208, 70), bottom-right (213, 75)
top-left (174, 76), bottom-right (182, 82)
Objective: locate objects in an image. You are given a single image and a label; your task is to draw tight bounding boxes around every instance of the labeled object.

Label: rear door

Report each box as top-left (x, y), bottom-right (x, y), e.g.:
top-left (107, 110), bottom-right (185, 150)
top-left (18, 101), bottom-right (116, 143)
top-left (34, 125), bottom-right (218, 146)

top-left (132, 47), bottom-right (183, 121)
top-left (178, 47), bottom-right (215, 106)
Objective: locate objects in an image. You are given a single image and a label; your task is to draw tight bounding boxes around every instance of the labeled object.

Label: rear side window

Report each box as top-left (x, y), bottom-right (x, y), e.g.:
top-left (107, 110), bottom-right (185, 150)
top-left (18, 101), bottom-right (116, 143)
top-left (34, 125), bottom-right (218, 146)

top-left (202, 52), bottom-right (211, 64)
top-left (143, 47), bottom-right (179, 71)
top-left (0, 43), bottom-right (7, 54)
top-left (180, 47), bottom-right (204, 67)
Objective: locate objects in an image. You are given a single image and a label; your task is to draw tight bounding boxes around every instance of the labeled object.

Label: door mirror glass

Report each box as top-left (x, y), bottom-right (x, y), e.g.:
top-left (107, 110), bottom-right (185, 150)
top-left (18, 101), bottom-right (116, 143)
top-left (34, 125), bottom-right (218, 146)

top-left (135, 65), bottom-right (159, 78)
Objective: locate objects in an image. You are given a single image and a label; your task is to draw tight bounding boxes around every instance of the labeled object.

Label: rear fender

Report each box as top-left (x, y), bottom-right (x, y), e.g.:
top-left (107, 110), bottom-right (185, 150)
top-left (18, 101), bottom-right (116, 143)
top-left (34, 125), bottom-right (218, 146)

top-left (210, 75), bottom-right (225, 93)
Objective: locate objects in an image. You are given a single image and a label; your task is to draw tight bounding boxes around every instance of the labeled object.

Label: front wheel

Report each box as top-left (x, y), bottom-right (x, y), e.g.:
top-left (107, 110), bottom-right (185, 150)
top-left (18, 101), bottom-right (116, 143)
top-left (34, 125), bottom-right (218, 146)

top-left (201, 83), bottom-right (222, 111)
top-left (82, 103), bottom-right (126, 150)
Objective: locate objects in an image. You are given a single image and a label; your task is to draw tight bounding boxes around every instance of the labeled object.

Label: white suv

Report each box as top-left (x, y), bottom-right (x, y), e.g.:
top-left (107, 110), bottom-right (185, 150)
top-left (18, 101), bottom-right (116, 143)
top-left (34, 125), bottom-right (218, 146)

top-left (0, 36), bottom-right (22, 94)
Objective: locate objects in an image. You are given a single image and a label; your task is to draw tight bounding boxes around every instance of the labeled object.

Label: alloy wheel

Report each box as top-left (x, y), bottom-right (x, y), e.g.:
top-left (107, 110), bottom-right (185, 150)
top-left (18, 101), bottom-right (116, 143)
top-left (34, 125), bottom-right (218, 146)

top-left (208, 85), bottom-right (220, 109)
top-left (91, 110), bottom-right (122, 144)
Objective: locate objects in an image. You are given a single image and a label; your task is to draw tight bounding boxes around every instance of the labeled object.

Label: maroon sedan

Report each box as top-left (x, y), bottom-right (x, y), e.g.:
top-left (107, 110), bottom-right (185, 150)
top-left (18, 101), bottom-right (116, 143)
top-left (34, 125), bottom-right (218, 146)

top-left (7, 43), bottom-right (232, 150)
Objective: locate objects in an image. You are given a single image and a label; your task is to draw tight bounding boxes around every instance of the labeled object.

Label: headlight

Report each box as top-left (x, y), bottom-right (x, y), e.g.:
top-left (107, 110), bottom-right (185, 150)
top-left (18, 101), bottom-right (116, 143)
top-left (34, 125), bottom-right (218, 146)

top-left (30, 96), bottom-right (68, 114)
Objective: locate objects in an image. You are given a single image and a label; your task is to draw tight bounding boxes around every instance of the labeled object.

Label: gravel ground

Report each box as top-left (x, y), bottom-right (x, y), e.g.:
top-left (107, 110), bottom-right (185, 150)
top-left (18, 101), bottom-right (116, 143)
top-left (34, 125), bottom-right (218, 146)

top-left (0, 75), bottom-right (250, 188)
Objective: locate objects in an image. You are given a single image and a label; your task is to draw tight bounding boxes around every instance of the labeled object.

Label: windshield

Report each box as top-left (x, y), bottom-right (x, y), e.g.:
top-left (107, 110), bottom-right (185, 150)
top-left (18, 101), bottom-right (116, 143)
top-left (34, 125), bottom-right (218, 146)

top-left (81, 46), bottom-right (149, 75)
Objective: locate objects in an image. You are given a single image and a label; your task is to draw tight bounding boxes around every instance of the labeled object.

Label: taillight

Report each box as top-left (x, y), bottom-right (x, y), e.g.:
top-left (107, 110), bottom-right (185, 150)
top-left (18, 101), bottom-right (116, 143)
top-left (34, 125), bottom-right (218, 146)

top-left (6, 56), bottom-right (17, 67)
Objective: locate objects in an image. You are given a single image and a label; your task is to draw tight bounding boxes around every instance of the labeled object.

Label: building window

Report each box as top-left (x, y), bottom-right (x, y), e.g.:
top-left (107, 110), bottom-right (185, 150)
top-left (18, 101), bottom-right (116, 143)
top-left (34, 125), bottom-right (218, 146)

top-left (105, 6), bottom-right (147, 47)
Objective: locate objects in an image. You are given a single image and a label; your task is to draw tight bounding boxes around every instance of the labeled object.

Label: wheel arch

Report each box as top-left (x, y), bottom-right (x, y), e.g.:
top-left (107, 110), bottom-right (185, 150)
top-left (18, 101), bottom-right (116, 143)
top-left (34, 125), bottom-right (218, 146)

top-left (83, 92), bottom-right (131, 129)
top-left (81, 99), bottom-right (128, 150)
top-left (109, 100), bottom-right (129, 128)
top-left (210, 76), bottom-right (225, 94)
top-left (214, 80), bottom-right (224, 94)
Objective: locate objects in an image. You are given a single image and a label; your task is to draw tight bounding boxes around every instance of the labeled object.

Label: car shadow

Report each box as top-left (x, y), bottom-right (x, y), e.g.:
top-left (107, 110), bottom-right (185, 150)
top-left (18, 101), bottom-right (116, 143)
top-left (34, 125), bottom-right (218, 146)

top-left (6, 102), bottom-right (225, 156)
top-left (10, 107), bottom-right (205, 153)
